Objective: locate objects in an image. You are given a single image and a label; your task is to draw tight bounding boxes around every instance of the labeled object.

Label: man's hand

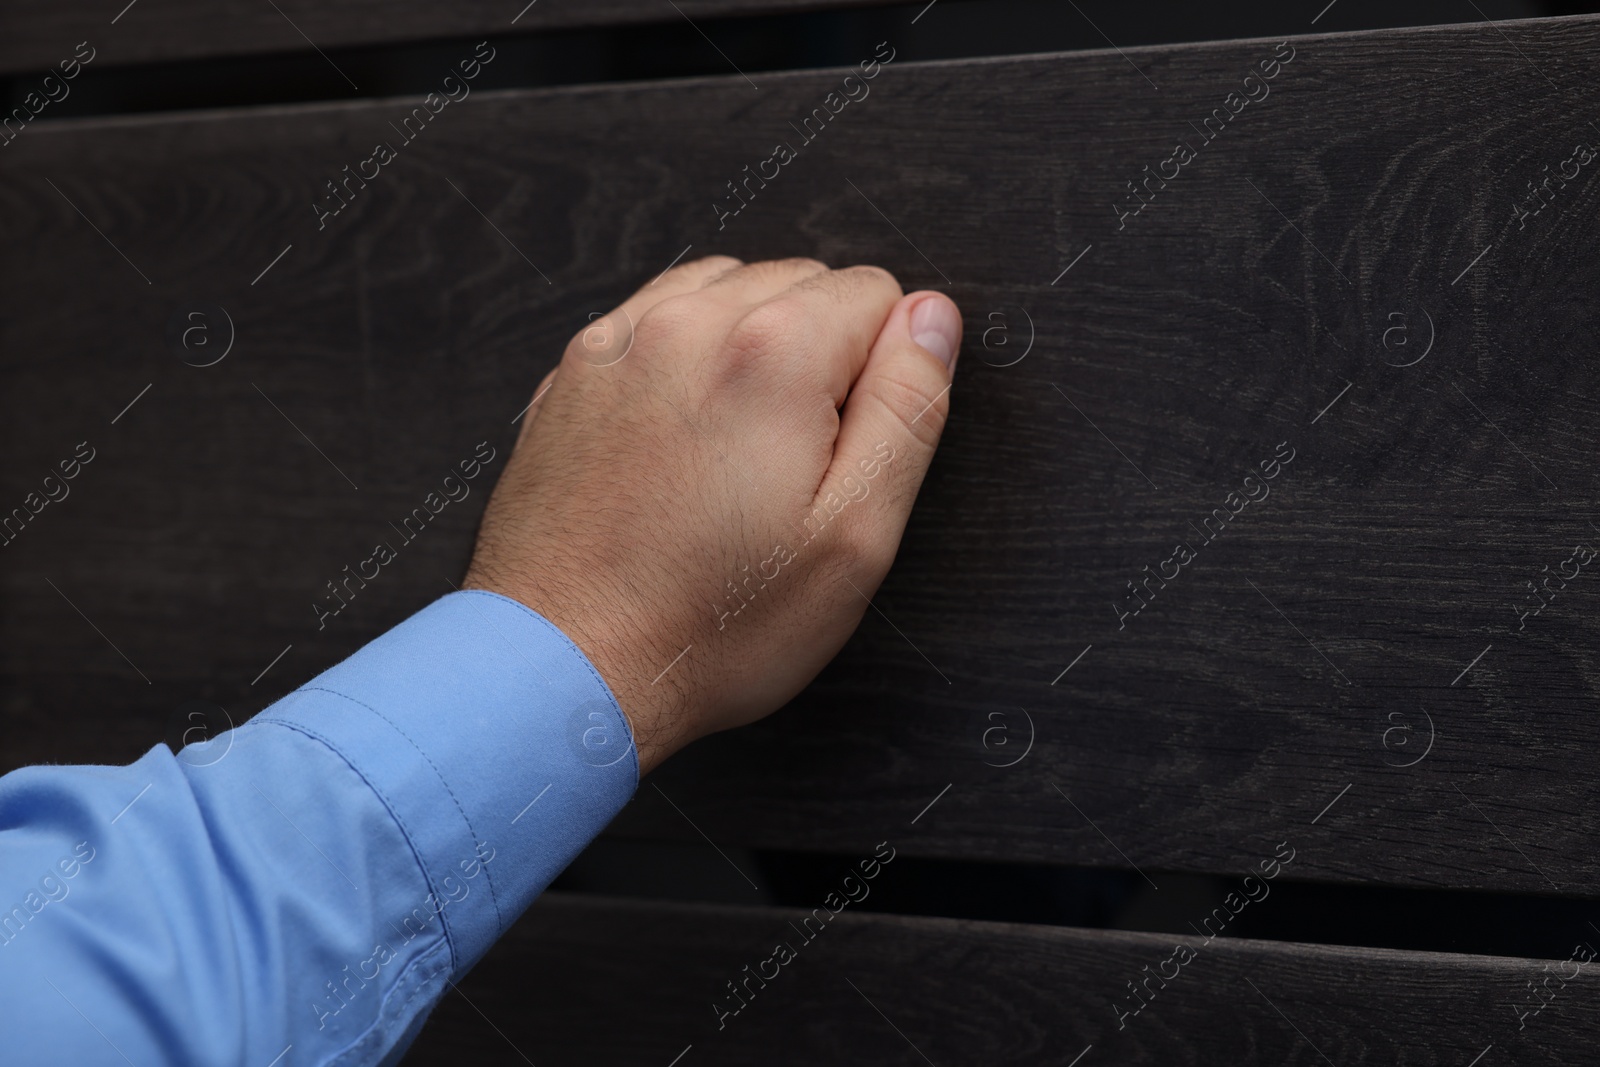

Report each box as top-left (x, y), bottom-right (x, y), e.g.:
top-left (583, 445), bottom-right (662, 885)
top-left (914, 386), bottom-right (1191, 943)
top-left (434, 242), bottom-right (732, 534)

top-left (463, 257), bottom-right (961, 774)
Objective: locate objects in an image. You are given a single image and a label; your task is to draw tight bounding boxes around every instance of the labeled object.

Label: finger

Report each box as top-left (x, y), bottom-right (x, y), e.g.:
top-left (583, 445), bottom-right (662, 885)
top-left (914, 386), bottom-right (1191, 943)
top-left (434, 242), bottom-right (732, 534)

top-left (574, 255), bottom-right (743, 367)
top-left (621, 254), bottom-right (743, 321)
top-left (698, 256), bottom-right (831, 306)
top-left (746, 265), bottom-right (902, 407)
top-left (816, 291), bottom-right (961, 575)
top-left (586, 257), bottom-right (833, 371)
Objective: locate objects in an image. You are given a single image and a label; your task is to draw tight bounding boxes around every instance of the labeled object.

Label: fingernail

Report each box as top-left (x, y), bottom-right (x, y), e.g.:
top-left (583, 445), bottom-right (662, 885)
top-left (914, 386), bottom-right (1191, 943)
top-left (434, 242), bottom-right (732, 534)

top-left (910, 296), bottom-right (960, 371)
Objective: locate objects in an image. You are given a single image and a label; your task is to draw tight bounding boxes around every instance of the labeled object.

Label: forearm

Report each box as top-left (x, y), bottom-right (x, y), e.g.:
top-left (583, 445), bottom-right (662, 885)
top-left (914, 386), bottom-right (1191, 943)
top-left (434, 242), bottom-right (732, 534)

top-left (0, 590), bottom-right (637, 1066)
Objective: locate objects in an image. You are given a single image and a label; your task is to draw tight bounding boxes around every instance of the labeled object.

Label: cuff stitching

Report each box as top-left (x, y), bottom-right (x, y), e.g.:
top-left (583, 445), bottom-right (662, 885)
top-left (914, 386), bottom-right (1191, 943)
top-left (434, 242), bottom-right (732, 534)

top-left (326, 936), bottom-right (452, 1067)
top-left (294, 686), bottom-right (504, 935)
top-left (246, 716), bottom-right (463, 972)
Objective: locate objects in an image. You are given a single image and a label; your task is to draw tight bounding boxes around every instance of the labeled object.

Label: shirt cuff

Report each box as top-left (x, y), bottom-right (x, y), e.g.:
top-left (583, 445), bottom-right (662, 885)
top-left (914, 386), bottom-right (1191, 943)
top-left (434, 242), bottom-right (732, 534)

top-left (253, 589), bottom-right (639, 974)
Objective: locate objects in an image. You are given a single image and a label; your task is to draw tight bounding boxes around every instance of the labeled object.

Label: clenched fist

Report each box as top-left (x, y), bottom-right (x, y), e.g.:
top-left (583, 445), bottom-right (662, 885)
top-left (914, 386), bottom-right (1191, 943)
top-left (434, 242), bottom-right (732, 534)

top-left (463, 257), bottom-right (961, 774)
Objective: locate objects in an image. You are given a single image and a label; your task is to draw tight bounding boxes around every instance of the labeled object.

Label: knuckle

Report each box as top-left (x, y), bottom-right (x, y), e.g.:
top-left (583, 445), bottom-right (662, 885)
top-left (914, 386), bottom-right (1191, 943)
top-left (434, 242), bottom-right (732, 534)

top-left (843, 517), bottom-right (893, 573)
top-left (565, 313), bottom-right (629, 365)
top-left (690, 254), bottom-right (743, 272)
top-left (700, 257), bottom-right (828, 295)
top-left (561, 326), bottom-right (591, 363)
top-left (854, 264), bottom-right (900, 288)
top-left (823, 518), bottom-right (890, 581)
top-left (722, 298), bottom-right (811, 366)
top-left (833, 264), bottom-right (903, 299)
top-left (782, 256), bottom-right (829, 275)
top-left (792, 269), bottom-right (860, 303)
top-left (873, 369), bottom-right (949, 446)
top-left (633, 293), bottom-right (704, 346)
top-left (676, 254), bottom-right (742, 284)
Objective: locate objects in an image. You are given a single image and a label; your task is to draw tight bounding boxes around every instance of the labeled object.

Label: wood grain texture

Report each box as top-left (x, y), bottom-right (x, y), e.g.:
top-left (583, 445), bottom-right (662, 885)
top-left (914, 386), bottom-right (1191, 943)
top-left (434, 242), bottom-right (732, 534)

top-left (0, 0), bottom-right (891, 75)
top-left (403, 891), bottom-right (1600, 1065)
top-left (3, 16), bottom-right (1600, 894)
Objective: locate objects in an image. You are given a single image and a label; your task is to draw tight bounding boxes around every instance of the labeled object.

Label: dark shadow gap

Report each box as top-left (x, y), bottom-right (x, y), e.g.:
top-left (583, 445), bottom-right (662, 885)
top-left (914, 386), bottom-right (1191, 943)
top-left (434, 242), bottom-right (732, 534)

top-left (3, 0), bottom-right (1590, 122)
top-left (554, 839), bottom-right (1600, 961)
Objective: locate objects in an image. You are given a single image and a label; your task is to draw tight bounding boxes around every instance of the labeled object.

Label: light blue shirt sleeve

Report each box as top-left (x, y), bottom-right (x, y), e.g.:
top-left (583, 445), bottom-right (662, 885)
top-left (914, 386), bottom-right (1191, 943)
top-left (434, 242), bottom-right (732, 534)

top-left (0, 590), bottom-right (639, 1066)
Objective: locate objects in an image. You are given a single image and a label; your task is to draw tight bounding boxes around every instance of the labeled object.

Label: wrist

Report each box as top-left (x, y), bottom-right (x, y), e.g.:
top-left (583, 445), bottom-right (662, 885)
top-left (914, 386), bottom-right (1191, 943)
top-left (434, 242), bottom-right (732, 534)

top-left (460, 566), bottom-right (691, 777)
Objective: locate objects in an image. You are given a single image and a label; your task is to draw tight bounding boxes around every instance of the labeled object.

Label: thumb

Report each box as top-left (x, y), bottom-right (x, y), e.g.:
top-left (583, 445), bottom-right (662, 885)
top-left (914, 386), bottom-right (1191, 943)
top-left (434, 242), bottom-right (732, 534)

top-left (817, 290), bottom-right (960, 574)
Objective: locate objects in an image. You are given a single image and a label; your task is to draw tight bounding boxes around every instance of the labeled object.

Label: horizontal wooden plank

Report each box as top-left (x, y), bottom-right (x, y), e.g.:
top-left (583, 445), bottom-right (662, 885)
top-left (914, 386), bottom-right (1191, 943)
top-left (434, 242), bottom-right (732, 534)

top-left (0, 0), bottom-right (891, 76)
top-left (0, 0), bottom-right (1554, 79)
top-left (403, 891), bottom-right (1600, 1065)
top-left (3, 16), bottom-right (1600, 893)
